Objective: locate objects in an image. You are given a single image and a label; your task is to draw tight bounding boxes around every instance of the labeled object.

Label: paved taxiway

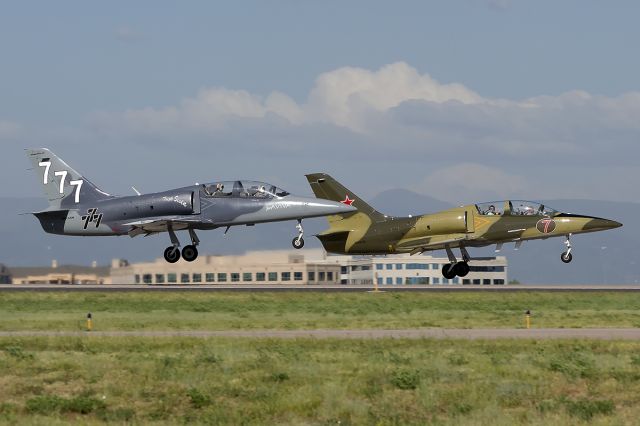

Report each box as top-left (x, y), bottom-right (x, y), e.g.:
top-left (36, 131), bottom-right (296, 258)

top-left (2, 284), bottom-right (640, 292)
top-left (2, 328), bottom-right (640, 340)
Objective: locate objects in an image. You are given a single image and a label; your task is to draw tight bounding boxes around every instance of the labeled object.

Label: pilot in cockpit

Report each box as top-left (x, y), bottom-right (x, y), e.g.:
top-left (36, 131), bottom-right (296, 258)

top-left (486, 205), bottom-right (497, 215)
top-left (214, 183), bottom-right (229, 196)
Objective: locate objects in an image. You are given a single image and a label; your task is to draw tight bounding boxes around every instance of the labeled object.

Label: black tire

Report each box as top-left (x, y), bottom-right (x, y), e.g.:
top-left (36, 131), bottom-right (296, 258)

top-left (455, 262), bottom-right (470, 277)
top-left (164, 246), bottom-right (180, 263)
top-left (442, 263), bottom-right (457, 279)
top-left (182, 245), bottom-right (198, 262)
top-left (561, 252), bottom-right (573, 263)
top-left (292, 237), bottom-right (305, 249)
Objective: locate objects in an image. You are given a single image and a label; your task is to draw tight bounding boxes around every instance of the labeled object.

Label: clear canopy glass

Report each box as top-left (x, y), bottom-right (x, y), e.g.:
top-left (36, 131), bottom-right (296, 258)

top-left (201, 181), bottom-right (290, 198)
top-left (475, 201), bottom-right (557, 217)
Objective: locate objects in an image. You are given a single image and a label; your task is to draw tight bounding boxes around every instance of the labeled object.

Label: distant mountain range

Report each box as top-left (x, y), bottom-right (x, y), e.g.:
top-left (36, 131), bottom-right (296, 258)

top-left (1, 191), bottom-right (636, 284)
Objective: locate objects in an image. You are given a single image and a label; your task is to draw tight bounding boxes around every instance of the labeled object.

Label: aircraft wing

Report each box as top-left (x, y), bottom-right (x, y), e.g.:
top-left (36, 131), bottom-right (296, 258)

top-left (122, 216), bottom-right (216, 237)
top-left (394, 234), bottom-right (468, 255)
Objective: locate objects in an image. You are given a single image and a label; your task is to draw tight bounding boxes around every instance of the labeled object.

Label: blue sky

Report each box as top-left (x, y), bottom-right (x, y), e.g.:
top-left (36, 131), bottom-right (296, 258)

top-left (2, 1), bottom-right (640, 203)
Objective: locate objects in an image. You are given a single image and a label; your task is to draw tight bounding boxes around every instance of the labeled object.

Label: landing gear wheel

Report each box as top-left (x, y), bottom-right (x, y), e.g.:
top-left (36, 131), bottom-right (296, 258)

top-left (454, 261), bottom-right (470, 277)
top-left (182, 245), bottom-right (199, 262)
top-left (561, 252), bottom-right (573, 263)
top-left (164, 246), bottom-right (180, 263)
top-left (292, 237), bottom-right (305, 249)
top-left (442, 263), bottom-right (457, 279)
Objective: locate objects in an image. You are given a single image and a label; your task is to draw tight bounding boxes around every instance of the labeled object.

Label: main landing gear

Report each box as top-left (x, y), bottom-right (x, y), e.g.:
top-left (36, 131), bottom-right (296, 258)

top-left (163, 226), bottom-right (200, 263)
top-left (560, 234), bottom-right (573, 263)
top-left (441, 245), bottom-right (471, 279)
top-left (292, 219), bottom-right (305, 249)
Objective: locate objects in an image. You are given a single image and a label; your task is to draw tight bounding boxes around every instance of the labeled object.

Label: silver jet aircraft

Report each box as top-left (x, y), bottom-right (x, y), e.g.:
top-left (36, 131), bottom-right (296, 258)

top-left (26, 148), bottom-right (355, 263)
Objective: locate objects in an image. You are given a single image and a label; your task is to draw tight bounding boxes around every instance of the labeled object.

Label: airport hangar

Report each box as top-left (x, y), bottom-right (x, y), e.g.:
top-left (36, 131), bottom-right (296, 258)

top-left (9, 250), bottom-right (507, 286)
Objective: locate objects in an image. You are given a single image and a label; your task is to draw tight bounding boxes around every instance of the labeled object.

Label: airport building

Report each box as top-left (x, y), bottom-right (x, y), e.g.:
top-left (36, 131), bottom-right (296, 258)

top-left (317, 254), bottom-right (507, 286)
top-left (110, 250), bottom-right (343, 285)
top-left (110, 250), bottom-right (507, 286)
top-left (10, 260), bottom-right (111, 284)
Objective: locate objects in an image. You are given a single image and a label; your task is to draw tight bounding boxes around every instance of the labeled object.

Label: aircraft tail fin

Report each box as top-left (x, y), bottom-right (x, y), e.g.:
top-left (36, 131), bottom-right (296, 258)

top-left (305, 173), bottom-right (386, 222)
top-left (26, 148), bottom-right (112, 209)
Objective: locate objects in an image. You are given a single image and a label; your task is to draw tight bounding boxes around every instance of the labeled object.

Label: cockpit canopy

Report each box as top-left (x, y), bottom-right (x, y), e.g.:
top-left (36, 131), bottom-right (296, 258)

top-left (201, 180), bottom-right (290, 198)
top-left (475, 200), bottom-right (558, 217)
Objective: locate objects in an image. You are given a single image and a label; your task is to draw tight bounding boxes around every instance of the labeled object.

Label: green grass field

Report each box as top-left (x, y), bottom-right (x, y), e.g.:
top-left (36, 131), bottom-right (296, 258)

top-left (1, 291), bottom-right (640, 331)
top-left (1, 337), bottom-right (639, 425)
top-left (2, 291), bottom-right (640, 424)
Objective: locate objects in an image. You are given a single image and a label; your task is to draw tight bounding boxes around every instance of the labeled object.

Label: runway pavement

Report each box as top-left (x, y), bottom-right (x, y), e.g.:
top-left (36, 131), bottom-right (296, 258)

top-left (2, 284), bottom-right (640, 292)
top-left (2, 328), bottom-right (640, 340)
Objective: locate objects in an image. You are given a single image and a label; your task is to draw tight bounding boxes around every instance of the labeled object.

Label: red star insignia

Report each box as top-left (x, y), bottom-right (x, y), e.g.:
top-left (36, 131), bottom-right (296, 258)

top-left (340, 195), bottom-right (354, 206)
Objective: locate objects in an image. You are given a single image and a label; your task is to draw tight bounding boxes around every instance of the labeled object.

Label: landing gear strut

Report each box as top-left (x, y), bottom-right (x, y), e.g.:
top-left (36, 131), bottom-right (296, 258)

top-left (561, 234), bottom-right (573, 263)
top-left (182, 228), bottom-right (200, 262)
top-left (441, 245), bottom-right (471, 279)
top-left (163, 223), bottom-right (181, 263)
top-left (162, 226), bottom-right (201, 263)
top-left (292, 219), bottom-right (305, 249)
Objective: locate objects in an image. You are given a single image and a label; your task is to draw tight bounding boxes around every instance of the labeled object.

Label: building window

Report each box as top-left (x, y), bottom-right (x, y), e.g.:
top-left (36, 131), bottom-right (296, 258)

top-left (168, 273), bottom-right (177, 283)
top-left (294, 272), bottom-right (303, 281)
top-left (282, 272), bottom-right (291, 281)
top-left (483, 279), bottom-right (491, 285)
top-left (462, 279), bottom-right (470, 285)
top-left (205, 273), bottom-right (215, 283)
top-left (494, 279), bottom-right (505, 285)
top-left (470, 266), bottom-right (506, 272)
top-left (319, 272), bottom-right (325, 281)
top-left (377, 277), bottom-right (382, 285)
top-left (452, 278), bottom-right (459, 284)
top-left (192, 273), bottom-right (202, 283)
top-left (256, 272), bottom-right (265, 281)
top-left (386, 264), bottom-right (393, 270)
top-left (327, 272), bottom-right (333, 281)
top-left (268, 272), bottom-right (277, 281)
top-left (242, 273), bottom-right (252, 282)
top-left (396, 277), bottom-right (402, 285)
top-left (155, 274), bottom-right (165, 284)
top-left (396, 263), bottom-right (403, 270)
top-left (386, 277), bottom-right (392, 285)
top-left (231, 273), bottom-right (240, 282)
top-left (432, 277), bottom-right (439, 284)
top-left (341, 266), bottom-right (348, 274)
top-left (376, 264), bottom-right (383, 270)
top-left (308, 271), bottom-right (315, 282)
top-left (181, 274), bottom-right (190, 283)
top-left (143, 274), bottom-right (152, 284)
top-left (473, 279), bottom-right (481, 285)
top-left (217, 273), bottom-right (227, 282)
top-left (362, 265), bottom-right (370, 271)
top-left (431, 264), bottom-right (439, 270)
top-left (135, 274), bottom-right (140, 284)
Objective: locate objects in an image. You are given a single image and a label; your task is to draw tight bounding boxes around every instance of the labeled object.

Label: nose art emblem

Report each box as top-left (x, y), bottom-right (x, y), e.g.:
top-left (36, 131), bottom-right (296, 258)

top-left (536, 218), bottom-right (556, 234)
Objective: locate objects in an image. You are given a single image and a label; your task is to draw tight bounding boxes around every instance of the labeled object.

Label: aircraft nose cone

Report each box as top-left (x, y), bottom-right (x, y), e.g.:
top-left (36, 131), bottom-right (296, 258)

top-left (585, 218), bottom-right (623, 231)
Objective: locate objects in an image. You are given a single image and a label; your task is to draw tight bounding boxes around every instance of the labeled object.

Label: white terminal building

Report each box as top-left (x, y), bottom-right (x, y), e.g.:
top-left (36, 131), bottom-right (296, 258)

top-left (110, 249), bottom-right (507, 286)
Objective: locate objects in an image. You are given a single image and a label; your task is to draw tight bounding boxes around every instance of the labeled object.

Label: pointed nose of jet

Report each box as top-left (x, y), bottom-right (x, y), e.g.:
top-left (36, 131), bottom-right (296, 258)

top-left (584, 218), bottom-right (623, 231)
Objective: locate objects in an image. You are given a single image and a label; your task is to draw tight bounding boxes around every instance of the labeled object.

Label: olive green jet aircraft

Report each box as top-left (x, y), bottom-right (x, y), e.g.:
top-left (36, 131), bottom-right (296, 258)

top-left (305, 173), bottom-right (622, 279)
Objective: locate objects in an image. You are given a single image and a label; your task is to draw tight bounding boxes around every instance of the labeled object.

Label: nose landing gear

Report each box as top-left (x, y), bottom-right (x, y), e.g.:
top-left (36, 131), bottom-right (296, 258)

top-left (292, 219), bottom-right (305, 249)
top-left (560, 234), bottom-right (573, 263)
